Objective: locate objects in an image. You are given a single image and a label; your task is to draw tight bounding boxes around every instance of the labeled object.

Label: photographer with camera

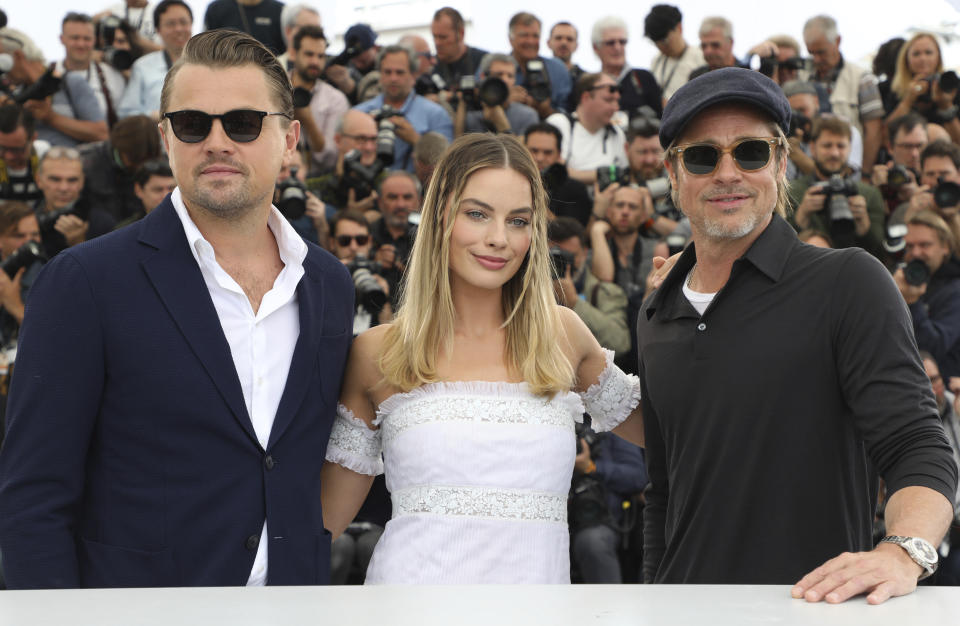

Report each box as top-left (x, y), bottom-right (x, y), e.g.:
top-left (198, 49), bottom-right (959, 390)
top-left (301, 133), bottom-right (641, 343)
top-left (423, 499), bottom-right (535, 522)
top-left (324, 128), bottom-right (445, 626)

top-left (288, 25), bottom-right (348, 173)
top-left (355, 44), bottom-right (453, 174)
top-left (455, 53), bottom-right (537, 137)
top-left (430, 7), bottom-right (487, 93)
top-left (322, 23), bottom-right (380, 105)
top-left (895, 211), bottom-right (960, 381)
top-left (0, 26), bottom-right (108, 148)
top-left (644, 5), bottom-right (703, 102)
top-left (546, 73), bottom-right (628, 186)
top-left (370, 170), bottom-right (420, 301)
top-left (623, 118), bottom-right (687, 239)
top-left (801, 15), bottom-right (884, 175)
top-left (782, 80), bottom-right (864, 180)
top-left (592, 16), bottom-right (663, 120)
top-left (507, 12), bottom-right (572, 118)
top-left (872, 113), bottom-right (928, 213)
top-left (548, 22), bottom-right (585, 92)
top-left (330, 209), bottom-right (393, 335)
top-left (790, 117), bottom-right (885, 258)
top-left (33, 146), bottom-right (115, 257)
top-left (569, 416), bottom-right (648, 584)
top-left (884, 33), bottom-right (960, 145)
top-left (117, 0), bottom-right (192, 121)
top-left (890, 141), bottom-right (960, 251)
top-left (523, 123), bottom-right (591, 225)
top-left (0, 200), bottom-right (43, 349)
top-left (113, 157), bottom-right (175, 229)
top-left (0, 105), bottom-right (44, 203)
top-left (58, 13), bottom-right (126, 129)
top-left (746, 34), bottom-right (806, 86)
top-left (548, 217), bottom-right (629, 356)
top-left (308, 110), bottom-right (385, 213)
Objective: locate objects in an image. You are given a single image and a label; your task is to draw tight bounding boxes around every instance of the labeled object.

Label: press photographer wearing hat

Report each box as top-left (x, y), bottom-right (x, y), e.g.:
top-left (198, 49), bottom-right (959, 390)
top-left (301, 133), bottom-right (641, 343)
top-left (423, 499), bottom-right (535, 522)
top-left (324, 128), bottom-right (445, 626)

top-left (639, 67), bottom-right (956, 603)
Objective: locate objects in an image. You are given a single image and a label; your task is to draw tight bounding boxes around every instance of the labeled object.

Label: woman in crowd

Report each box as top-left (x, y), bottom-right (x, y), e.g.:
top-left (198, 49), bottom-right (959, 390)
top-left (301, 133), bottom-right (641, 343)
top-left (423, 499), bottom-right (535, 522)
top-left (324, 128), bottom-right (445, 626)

top-left (319, 133), bottom-right (644, 584)
top-left (885, 32), bottom-right (960, 144)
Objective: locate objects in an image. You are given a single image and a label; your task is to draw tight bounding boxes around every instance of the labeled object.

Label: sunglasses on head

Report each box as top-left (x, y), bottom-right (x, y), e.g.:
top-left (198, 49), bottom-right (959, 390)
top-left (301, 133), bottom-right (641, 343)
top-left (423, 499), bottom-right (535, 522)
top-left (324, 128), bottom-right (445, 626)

top-left (669, 137), bottom-right (782, 176)
top-left (336, 234), bottom-right (370, 247)
top-left (162, 109), bottom-right (292, 143)
top-left (590, 84), bottom-right (620, 95)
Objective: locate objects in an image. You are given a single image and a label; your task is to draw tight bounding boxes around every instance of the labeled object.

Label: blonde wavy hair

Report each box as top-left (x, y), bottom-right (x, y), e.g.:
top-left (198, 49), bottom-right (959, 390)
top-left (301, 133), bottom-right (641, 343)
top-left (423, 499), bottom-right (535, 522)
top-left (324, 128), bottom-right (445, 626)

top-left (891, 32), bottom-right (943, 100)
top-left (379, 133), bottom-right (574, 396)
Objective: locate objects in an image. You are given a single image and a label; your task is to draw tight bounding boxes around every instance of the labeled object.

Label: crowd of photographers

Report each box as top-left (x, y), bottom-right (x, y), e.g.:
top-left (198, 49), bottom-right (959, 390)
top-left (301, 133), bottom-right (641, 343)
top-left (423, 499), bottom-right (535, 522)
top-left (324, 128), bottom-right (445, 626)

top-left (0, 1), bottom-right (959, 586)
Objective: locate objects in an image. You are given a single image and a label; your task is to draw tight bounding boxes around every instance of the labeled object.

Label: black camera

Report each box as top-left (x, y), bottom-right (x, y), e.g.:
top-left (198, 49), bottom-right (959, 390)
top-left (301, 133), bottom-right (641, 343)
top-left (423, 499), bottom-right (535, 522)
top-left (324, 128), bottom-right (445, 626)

top-left (934, 177), bottom-right (960, 209)
top-left (940, 70), bottom-right (960, 93)
top-left (815, 174), bottom-right (859, 223)
top-left (749, 54), bottom-right (779, 78)
top-left (666, 233), bottom-right (688, 256)
top-left (1, 241), bottom-right (45, 279)
top-left (788, 109), bottom-right (812, 140)
top-left (276, 167), bottom-right (307, 220)
top-left (549, 246), bottom-right (575, 279)
top-left (524, 59), bottom-right (551, 102)
top-left (886, 164), bottom-right (912, 187)
top-left (569, 422), bottom-right (609, 531)
top-left (900, 258), bottom-right (931, 286)
top-left (370, 106), bottom-right (404, 166)
top-left (292, 86), bottom-right (312, 109)
top-left (13, 67), bottom-right (61, 105)
top-left (345, 255), bottom-right (387, 312)
top-left (541, 162), bottom-right (568, 194)
top-left (36, 199), bottom-right (90, 232)
top-left (885, 223), bottom-right (909, 256)
top-left (98, 16), bottom-right (133, 71)
top-left (341, 149), bottom-right (385, 201)
top-left (415, 72), bottom-right (447, 97)
top-left (328, 36), bottom-right (362, 68)
top-left (597, 165), bottom-right (630, 191)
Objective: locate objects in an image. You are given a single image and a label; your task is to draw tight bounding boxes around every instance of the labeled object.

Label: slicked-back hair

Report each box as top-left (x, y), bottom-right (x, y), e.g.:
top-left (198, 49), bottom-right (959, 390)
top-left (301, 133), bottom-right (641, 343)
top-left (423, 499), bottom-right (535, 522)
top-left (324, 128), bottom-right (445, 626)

top-left (159, 30), bottom-right (293, 119)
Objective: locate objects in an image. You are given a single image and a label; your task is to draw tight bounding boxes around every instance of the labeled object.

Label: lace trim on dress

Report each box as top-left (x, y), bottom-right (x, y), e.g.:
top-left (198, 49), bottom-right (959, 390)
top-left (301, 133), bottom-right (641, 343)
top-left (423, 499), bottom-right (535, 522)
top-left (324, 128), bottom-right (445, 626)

top-left (392, 485), bottom-right (567, 523)
top-left (373, 381), bottom-right (584, 443)
top-left (325, 404), bottom-right (384, 476)
top-left (580, 348), bottom-right (642, 433)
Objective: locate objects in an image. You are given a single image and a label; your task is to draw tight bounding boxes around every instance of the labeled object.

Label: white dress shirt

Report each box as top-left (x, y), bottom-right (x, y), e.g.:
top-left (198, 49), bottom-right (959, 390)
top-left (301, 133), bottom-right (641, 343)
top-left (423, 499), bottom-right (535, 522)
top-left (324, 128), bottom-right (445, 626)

top-left (171, 187), bottom-right (307, 586)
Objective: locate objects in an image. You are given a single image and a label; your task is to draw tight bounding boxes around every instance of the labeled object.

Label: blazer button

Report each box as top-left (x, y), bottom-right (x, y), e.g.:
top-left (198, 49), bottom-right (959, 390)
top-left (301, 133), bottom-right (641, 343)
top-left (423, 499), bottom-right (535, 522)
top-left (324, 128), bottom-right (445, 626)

top-left (246, 534), bottom-right (260, 551)
top-left (264, 455), bottom-right (275, 471)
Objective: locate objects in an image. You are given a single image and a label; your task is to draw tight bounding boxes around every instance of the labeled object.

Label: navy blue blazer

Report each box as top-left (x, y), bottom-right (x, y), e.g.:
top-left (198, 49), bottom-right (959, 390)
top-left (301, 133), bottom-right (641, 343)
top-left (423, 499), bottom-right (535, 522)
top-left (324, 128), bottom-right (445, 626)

top-left (0, 197), bottom-right (354, 588)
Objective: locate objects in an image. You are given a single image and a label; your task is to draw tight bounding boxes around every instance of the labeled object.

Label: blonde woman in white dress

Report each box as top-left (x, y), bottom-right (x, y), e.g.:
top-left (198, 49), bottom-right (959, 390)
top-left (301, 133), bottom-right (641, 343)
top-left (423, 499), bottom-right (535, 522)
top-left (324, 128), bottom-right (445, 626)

top-left (321, 133), bottom-right (644, 584)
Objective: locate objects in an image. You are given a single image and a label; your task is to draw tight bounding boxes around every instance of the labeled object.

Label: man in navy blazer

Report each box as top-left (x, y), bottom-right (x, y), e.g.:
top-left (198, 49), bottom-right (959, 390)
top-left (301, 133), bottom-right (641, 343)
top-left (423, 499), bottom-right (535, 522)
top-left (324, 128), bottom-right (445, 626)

top-left (0, 30), bottom-right (354, 588)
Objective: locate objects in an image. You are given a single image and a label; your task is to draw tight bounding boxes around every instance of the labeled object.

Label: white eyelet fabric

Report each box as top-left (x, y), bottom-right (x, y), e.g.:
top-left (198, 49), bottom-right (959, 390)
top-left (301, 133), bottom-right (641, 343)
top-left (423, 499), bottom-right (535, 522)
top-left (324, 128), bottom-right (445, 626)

top-left (325, 404), bottom-right (384, 476)
top-left (580, 349), bottom-right (642, 433)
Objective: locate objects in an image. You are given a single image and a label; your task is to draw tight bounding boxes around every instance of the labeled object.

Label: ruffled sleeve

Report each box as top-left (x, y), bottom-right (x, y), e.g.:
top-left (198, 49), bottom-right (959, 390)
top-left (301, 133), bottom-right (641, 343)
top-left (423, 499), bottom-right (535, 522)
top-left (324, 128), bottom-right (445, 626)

top-left (579, 348), bottom-right (642, 433)
top-left (325, 404), bottom-right (384, 476)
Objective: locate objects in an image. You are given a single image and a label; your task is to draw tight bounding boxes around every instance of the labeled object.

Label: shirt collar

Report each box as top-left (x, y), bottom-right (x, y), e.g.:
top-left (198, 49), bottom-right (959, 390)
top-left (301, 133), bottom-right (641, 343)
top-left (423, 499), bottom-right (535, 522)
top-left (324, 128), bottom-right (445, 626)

top-left (644, 213), bottom-right (797, 320)
top-left (170, 186), bottom-right (308, 271)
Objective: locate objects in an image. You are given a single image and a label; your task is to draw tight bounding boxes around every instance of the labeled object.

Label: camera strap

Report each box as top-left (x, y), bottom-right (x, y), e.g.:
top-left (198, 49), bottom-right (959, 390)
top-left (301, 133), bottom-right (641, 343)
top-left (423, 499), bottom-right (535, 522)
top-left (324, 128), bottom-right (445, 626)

top-left (92, 62), bottom-right (118, 128)
top-left (51, 63), bottom-right (79, 119)
top-left (652, 49), bottom-right (684, 93)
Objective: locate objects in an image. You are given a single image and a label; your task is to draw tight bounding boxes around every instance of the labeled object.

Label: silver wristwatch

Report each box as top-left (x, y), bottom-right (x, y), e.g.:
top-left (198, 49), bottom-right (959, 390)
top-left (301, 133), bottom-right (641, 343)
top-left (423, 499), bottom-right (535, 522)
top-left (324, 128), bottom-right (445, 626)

top-left (879, 536), bottom-right (939, 580)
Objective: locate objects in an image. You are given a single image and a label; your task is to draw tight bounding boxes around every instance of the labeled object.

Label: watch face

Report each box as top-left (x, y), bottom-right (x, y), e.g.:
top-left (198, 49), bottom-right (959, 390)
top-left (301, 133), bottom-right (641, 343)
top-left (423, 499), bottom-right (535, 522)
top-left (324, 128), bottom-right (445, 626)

top-left (908, 538), bottom-right (938, 563)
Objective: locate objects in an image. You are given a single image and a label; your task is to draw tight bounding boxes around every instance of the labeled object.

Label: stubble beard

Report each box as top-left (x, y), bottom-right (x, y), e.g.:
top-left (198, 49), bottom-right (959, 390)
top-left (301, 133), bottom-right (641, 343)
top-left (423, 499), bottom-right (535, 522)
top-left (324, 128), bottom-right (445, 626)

top-left (188, 160), bottom-right (267, 221)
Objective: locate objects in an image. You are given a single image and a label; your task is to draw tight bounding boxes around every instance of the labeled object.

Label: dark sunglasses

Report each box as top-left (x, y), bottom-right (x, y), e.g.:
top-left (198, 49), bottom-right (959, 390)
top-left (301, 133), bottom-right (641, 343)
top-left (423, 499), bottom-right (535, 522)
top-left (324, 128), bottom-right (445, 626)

top-left (336, 234), bottom-right (370, 247)
top-left (162, 109), bottom-right (292, 143)
top-left (670, 137), bottom-right (781, 176)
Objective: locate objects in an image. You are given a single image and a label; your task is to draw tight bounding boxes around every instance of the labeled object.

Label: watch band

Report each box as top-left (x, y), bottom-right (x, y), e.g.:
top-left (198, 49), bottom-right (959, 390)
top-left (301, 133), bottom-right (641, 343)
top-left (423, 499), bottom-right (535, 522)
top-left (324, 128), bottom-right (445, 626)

top-left (880, 535), bottom-right (938, 580)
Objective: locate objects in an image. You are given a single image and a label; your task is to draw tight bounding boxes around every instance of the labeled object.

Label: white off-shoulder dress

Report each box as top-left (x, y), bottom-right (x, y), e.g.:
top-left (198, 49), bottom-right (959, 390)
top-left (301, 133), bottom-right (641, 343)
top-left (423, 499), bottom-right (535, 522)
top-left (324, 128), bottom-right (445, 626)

top-left (325, 350), bottom-right (640, 584)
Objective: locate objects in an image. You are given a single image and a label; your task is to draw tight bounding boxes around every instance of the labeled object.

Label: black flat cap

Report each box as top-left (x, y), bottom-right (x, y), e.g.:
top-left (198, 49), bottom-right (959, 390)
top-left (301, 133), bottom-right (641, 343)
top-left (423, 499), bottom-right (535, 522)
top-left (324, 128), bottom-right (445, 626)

top-left (659, 67), bottom-right (792, 149)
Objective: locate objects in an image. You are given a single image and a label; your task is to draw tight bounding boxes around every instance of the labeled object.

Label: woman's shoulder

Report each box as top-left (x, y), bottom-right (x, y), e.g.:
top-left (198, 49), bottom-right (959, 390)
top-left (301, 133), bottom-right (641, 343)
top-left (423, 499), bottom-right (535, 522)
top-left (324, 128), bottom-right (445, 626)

top-left (352, 323), bottom-right (393, 358)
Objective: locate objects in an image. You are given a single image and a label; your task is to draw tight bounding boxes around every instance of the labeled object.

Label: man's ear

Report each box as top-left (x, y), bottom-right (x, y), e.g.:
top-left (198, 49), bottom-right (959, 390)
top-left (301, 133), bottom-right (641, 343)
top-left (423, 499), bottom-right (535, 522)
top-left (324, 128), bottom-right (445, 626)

top-left (664, 155), bottom-right (679, 190)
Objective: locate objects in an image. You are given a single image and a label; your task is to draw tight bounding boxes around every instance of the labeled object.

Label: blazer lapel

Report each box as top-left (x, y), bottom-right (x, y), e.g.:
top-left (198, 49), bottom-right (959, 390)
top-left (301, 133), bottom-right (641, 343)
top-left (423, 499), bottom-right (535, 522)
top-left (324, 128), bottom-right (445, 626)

top-left (267, 254), bottom-right (325, 449)
top-left (138, 199), bottom-right (260, 448)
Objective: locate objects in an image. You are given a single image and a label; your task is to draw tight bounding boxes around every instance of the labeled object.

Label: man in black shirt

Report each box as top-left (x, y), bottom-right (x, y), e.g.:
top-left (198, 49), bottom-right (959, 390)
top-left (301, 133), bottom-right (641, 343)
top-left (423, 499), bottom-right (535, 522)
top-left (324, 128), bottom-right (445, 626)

top-left (430, 7), bottom-right (486, 90)
top-left (203, 0), bottom-right (285, 56)
top-left (523, 123), bottom-right (590, 226)
top-left (641, 67), bottom-right (957, 603)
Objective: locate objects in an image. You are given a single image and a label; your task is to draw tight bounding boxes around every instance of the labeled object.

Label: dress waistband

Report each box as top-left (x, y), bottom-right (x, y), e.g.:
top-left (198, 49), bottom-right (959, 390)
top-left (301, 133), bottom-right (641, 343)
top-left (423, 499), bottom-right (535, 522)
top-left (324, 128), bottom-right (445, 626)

top-left (392, 485), bottom-right (567, 523)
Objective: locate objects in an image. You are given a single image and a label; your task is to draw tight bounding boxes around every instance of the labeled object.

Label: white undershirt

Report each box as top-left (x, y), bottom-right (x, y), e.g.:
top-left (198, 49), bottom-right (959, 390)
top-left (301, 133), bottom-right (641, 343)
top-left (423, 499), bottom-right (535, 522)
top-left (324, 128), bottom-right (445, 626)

top-left (682, 266), bottom-right (717, 316)
top-left (172, 187), bottom-right (306, 586)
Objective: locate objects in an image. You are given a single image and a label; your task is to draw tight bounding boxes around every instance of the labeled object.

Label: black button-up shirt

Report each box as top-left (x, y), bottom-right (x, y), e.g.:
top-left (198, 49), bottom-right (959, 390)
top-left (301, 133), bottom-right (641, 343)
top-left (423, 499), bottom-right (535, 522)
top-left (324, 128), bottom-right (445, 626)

top-left (638, 214), bottom-right (958, 584)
